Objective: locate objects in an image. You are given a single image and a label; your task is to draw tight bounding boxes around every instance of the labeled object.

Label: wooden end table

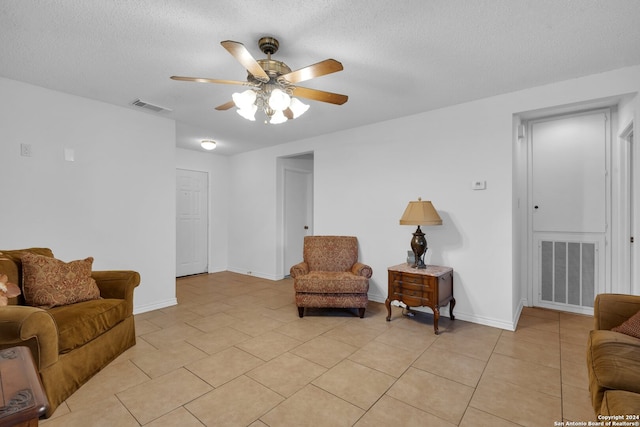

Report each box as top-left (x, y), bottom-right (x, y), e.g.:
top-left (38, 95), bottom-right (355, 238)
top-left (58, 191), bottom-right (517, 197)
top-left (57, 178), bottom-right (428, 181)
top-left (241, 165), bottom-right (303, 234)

top-left (0, 346), bottom-right (49, 426)
top-left (386, 263), bottom-right (455, 334)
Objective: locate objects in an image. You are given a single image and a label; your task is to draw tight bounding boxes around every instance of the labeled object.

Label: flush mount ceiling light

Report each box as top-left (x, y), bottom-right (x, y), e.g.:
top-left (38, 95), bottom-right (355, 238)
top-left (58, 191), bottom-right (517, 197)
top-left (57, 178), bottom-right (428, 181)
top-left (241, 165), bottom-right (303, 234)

top-left (200, 139), bottom-right (216, 150)
top-left (171, 37), bottom-right (348, 124)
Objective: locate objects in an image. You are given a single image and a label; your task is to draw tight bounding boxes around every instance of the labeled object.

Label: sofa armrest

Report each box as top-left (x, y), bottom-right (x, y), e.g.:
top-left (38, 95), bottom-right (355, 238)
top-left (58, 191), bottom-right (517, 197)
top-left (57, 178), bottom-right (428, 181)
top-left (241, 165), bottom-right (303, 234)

top-left (290, 262), bottom-right (309, 279)
top-left (594, 293), bottom-right (640, 330)
top-left (0, 306), bottom-right (59, 370)
top-left (352, 262), bottom-right (372, 279)
top-left (92, 270), bottom-right (140, 315)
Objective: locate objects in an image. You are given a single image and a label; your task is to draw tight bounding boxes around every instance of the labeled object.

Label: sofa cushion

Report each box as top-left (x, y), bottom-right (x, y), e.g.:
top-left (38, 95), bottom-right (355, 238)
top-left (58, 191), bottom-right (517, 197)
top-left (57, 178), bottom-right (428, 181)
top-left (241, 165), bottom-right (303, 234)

top-left (600, 390), bottom-right (640, 416)
top-left (22, 253), bottom-right (100, 309)
top-left (48, 298), bottom-right (129, 353)
top-left (294, 271), bottom-right (369, 294)
top-left (588, 329), bottom-right (640, 397)
top-left (612, 310), bottom-right (640, 339)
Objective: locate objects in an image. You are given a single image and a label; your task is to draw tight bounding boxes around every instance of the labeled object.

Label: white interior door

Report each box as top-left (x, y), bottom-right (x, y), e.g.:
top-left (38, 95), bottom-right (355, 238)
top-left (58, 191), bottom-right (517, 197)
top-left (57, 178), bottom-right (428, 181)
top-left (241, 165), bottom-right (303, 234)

top-left (176, 169), bottom-right (208, 277)
top-left (530, 110), bottom-right (610, 314)
top-left (284, 168), bottom-right (312, 275)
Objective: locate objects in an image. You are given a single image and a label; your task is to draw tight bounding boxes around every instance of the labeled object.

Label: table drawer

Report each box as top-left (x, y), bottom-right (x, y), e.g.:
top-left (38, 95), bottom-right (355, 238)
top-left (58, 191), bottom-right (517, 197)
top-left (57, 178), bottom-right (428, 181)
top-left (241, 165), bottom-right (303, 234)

top-left (396, 281), bottom-right (425, 292)
top-left (392, 287), bottom-right (433, 306)
top-left (399, 287), bottom-right (423, 298)
top-left (397, 274), bottom-right (433, 289)
top-left (401, 274), bottom-right (423, 285)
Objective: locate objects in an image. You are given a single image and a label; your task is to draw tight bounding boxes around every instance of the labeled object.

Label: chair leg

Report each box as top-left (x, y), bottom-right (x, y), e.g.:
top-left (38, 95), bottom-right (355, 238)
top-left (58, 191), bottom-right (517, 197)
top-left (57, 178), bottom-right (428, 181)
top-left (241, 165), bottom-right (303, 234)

top-left (298, 307), bottom-right (304, 318)
top-left (358, 308), bottom-right (365, 318)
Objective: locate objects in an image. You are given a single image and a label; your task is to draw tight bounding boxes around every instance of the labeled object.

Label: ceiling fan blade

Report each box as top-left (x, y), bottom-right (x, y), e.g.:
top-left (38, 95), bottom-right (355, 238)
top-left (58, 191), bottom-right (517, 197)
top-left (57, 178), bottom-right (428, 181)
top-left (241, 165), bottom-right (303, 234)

top-left (220, 40), bottom-right (269, 82)
top-left (170, 75), bottom-right (251, 86)
top-left (280, 59), bottom-right (343, 84)
top-left (292, 86), bottom-right (348, 105)
top-left (215, 100), bottom-right (236, 111)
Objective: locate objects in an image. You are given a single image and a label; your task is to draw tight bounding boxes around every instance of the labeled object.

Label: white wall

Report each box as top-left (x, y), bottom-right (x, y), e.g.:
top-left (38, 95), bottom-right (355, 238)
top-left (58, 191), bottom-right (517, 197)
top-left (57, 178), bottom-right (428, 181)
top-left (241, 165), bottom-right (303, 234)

top-left (175, 148), bottom-right (230, 272)
top-left (227, 65), bottom-right (640, 331)
top-left (0, 77), bottom-right (177, 314)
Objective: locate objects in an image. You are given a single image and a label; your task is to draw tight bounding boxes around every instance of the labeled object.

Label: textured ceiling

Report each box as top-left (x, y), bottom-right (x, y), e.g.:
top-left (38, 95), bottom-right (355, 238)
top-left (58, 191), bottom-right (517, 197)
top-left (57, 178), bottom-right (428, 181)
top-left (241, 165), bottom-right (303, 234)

top-left (2, 0), bottom-right (640, 155)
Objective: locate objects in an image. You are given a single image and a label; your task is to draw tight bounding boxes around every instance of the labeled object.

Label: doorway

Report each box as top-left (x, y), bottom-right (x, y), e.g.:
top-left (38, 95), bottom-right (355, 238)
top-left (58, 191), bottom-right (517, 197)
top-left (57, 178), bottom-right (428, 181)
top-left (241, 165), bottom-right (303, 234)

top-left (176, 169), bottom-right (208, 277)
top-left (527, 109), bottom-right (611, 314)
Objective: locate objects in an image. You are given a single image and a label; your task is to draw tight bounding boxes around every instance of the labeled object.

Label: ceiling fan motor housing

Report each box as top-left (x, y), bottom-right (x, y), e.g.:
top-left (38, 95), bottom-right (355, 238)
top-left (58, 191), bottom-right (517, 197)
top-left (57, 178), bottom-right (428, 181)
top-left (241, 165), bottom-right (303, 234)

top-left (258, 37), bottom-right (279, 55)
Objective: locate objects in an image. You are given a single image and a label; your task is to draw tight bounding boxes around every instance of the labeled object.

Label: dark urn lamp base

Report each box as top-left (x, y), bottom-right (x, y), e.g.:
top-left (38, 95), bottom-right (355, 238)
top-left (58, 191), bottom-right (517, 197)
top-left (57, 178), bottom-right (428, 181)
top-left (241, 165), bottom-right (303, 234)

top-left (410, 225), bottom-right (428, 269)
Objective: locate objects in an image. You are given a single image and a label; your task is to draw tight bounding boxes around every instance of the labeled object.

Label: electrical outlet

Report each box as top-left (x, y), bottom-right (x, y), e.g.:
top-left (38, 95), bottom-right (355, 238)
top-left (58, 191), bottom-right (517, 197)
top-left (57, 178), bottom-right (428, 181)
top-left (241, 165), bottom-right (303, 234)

top-left (20, 143), bottom-right (33, 157)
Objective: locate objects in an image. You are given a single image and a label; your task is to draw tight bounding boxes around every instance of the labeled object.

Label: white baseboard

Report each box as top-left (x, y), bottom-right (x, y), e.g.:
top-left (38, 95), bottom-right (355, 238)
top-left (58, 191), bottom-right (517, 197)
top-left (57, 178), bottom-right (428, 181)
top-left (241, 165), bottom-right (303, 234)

top-left (133, 298), bottom-right (177, 315)
top-left (453, 311), bottom-right (517, 331)
top-left (226, 267), bottom-right (282, 281)
top-left (513, 298), bottom-right (526, 329)
top-left (367, 292), bottom-right (387, 304)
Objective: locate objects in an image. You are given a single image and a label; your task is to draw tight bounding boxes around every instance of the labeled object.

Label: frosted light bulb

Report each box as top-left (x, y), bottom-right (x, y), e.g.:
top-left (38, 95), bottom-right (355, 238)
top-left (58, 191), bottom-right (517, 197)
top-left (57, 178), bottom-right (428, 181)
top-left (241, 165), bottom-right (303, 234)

top-left (236, 104), bottom-right (257, 121)
top-left (268, 88), bottom-right (291, 111)
top-left (288, 97), bottom-right (309, 118)
top-left (232, 90), bottom-right (257, 109)
top-left (270, 109), bottom-right (287, 124)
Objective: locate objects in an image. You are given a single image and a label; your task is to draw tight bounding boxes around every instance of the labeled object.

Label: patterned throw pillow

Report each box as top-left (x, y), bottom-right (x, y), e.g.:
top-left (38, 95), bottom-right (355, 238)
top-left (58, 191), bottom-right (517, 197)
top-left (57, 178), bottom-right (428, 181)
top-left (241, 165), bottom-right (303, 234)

top-left (612, 310), bottom-right (640, 339)
top-left (22, 252), bottom-right (100, 308)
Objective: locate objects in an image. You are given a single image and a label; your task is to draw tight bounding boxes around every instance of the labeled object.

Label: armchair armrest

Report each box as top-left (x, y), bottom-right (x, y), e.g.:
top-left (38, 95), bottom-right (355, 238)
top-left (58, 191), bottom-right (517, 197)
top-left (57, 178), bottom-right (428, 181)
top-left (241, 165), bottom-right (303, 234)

top-left (593, 293), bottom-right (640, 331)
top-left (92, 270), bottom-right (140, 316)
top-left (290, 262), bottom-right (309, 279)
top-left (351, 262), bottom-right (372, 279)
top-left (0, 306), bottom-right (59, 371)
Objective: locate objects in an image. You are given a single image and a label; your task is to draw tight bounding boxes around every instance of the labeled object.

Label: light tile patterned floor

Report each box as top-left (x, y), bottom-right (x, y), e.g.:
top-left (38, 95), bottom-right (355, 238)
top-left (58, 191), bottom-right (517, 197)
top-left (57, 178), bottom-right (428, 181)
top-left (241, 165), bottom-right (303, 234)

top-left (41, 271), bottom-right (598, 426)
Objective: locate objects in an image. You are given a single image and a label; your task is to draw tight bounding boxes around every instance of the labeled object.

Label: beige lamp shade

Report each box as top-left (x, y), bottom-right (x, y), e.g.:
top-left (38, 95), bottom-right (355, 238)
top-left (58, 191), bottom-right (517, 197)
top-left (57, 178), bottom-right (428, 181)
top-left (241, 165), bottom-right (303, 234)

top-left (399, 198), bottom-right (442, 226)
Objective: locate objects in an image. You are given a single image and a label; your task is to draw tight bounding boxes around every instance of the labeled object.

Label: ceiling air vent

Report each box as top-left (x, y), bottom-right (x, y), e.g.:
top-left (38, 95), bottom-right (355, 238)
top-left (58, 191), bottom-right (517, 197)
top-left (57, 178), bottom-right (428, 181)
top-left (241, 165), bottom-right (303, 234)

top-left (131, 99), bottom-right (172, 113)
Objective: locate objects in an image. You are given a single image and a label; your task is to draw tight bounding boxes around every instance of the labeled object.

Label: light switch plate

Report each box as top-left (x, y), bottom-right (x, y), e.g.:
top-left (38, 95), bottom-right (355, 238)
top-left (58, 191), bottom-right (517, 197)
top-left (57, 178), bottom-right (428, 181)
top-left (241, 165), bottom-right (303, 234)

top-left (64, 148), bottom-right (75, 162)
top-left (472, 180), bottom-right (486, 190)
top-left (20, 143), bottom-right (32, 157)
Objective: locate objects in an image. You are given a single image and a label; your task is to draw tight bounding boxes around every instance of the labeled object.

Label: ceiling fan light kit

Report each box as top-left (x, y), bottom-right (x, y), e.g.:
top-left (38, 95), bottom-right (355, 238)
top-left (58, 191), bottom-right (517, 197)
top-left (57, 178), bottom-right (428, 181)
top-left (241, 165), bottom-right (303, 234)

top-left (171, 36), bottom-right (347, 125)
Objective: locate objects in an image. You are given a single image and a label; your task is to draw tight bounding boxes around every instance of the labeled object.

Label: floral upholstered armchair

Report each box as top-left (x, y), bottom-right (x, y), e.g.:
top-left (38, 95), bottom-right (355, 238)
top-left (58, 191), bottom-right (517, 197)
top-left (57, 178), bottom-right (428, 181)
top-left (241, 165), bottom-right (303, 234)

top-left (290, 236), bottom-right (372, 318)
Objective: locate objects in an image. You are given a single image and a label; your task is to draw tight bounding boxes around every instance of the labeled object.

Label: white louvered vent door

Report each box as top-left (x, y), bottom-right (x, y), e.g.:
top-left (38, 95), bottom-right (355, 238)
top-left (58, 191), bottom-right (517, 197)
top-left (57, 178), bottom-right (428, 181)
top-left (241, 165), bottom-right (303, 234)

top-left (530, 110), bottom-right (610, 314)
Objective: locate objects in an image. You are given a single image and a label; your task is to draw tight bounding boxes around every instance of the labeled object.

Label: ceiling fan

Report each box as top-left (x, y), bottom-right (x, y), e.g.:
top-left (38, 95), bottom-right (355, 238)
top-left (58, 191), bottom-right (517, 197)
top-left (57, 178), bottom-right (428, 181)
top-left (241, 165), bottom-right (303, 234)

top-left (171, 37), bottom-right (348, 124)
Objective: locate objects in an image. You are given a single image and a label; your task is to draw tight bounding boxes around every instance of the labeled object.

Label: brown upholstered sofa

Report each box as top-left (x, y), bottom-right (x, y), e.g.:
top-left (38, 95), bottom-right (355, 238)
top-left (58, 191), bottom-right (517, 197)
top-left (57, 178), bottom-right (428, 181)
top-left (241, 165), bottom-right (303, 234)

top-left (0, 248), bottom-right (139, 417)
top-left (290, 236), bottom-right (372, 318)
top-left (587, 293), bottom-right (640, 416)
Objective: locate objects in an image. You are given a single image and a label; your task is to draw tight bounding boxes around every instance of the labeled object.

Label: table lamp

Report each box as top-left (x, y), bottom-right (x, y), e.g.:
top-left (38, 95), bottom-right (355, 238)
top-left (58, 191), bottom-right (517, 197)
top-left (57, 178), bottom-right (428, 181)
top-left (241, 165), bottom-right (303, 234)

top-left (399, 198), bottom-right (442, 269)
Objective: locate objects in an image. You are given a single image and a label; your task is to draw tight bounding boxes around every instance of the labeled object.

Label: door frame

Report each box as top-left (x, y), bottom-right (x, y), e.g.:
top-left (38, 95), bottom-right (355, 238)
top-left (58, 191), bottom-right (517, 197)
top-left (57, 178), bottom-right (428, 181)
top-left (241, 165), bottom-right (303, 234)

top-left (617, 122), bottom-right (634, 293)
top-left (524, 108), bottom-right (613, 313)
